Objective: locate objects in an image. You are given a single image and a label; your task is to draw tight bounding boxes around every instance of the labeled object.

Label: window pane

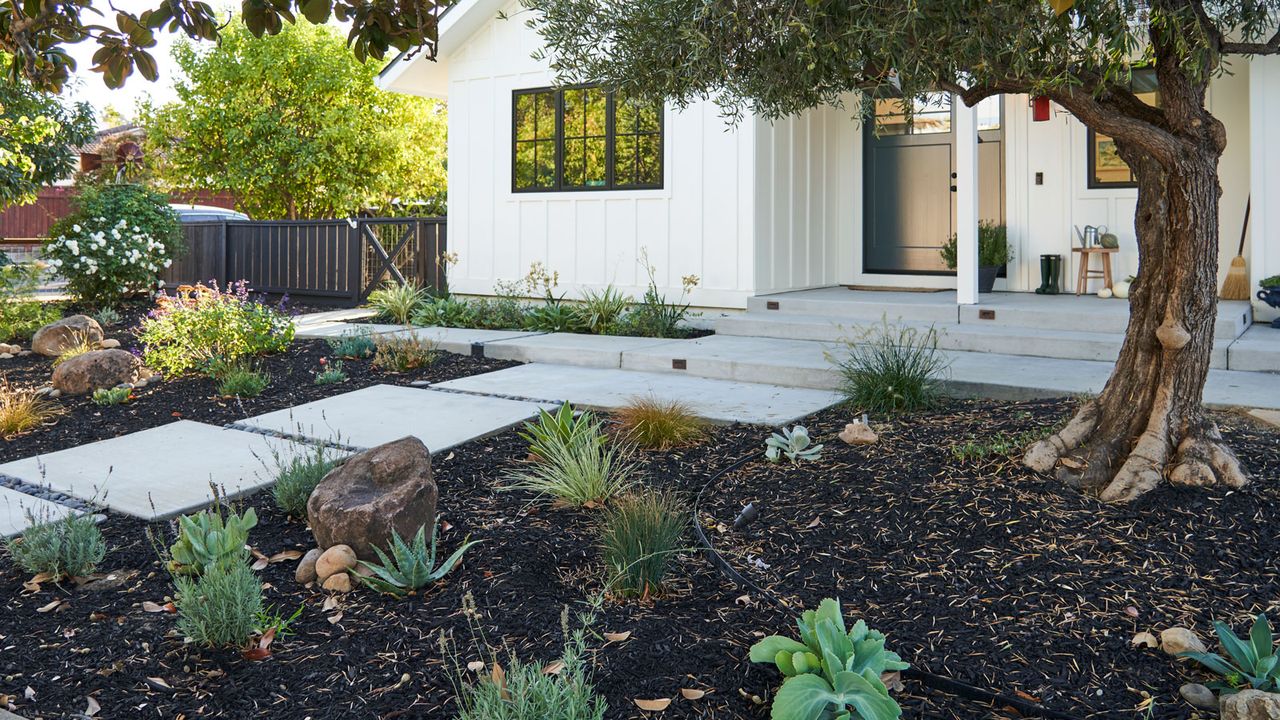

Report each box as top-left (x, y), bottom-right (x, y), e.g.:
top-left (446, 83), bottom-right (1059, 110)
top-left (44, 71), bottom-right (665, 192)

top-left (536, 93), bottom-right (556, 138)
top-left (535, 139), bottom-right (556, 187)
top-left (584, 137), bottom-right (606, 187)
top-left (562, 87), bottom-right (608, 188)
top-left (873, 94), bottom-right (951, 135)
top-left (617, 97), bottom-right (659, 134)
top-left (563, 138), bottom-right (585, 187)
top-left (615, 134), bottom-right (637, 185)
top-left (1092, 133), bottom-right (1135, 186)
top-left (636, 134), bottom-right (661, 185)
top-left (976, 96), bottom-right (1001, 131)
top-left (515, 142), bottom-right (536, 189)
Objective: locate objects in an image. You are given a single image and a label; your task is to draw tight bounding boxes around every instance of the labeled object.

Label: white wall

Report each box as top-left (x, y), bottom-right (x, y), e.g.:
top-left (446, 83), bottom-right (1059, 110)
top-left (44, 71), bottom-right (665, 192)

top-left (752, 102), bottom-right (858, 294)
top-left (1250, 56), bottom-right (1280, 323)
top-left (442, 1), bottom-right (758, 308)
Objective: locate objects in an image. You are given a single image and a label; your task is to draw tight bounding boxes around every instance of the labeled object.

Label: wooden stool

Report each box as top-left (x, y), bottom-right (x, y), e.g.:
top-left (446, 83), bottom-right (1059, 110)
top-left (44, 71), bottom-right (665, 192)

top-left (1072, 247), bottom-right (1116, 295)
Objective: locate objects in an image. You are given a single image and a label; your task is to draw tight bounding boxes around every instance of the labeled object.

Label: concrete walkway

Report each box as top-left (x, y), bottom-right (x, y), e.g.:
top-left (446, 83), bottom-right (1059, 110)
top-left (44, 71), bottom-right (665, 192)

top-left (0, 486), bottom-right (78, 538)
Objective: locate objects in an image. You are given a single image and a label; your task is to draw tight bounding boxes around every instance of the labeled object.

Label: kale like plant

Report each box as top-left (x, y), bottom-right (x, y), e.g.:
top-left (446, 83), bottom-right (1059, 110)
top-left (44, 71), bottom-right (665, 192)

top-left (169, 506), bottom-right (258, 575)
top-left (1182, 613), bottom-right (1280, 694)
top-left (765, 426), bottom-right (824, 464)
top-left (357, 524), bottom-right (481, 597)
top-left (750, 599), bottom-right (908, 720)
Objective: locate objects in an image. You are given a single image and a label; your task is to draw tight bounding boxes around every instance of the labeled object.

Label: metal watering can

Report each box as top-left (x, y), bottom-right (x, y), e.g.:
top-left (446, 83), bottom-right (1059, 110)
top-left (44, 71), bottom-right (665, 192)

top-left (1074, 224), bottom-right (1108, 247)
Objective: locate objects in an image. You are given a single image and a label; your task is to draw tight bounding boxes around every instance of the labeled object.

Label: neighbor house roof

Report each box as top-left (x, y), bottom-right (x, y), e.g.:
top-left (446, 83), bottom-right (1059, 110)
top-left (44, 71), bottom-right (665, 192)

top-left (74, 123), bottom-right (143, 156)
top-left (377, 0), bottom-right (506, 98)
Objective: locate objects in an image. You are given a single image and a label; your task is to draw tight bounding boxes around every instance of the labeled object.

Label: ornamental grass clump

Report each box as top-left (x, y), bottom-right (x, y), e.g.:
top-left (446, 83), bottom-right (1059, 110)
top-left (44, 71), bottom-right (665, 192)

top-left (368, 280), bottom-right (425, 324)
top-left (51, 330), bottom-right (98, 367)
top-left (599, 490), bottom-right (687, 598)
top-left (506, 409), bottom-right (631, 507)
top-left (0, 384), bottom-right (61, 438)
top-left (138, 281), bottom-right (294, 376)
top-left (828, 320), bottom-right (949, 416)
top-left (211, 359), bottom-right (270, 398)
top-left (5, 509), bottom-right (106, 579)
top-left (574, 285), bottom-right (630, 334)
top-left (611, 396), bottom-right (707, 450)
top-left (372, 332), bottom-right (438, 372)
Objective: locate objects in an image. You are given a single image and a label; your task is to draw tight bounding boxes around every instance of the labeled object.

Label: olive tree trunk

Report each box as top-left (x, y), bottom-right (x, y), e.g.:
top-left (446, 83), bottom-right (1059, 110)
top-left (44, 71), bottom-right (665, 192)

top-left (1023, 134), bottom-right (1250, 502)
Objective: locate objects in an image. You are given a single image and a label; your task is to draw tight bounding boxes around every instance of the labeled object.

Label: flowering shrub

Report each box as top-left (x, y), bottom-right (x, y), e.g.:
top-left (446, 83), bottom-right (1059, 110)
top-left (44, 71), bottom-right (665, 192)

top-left (138, 282), bottom-right (295, 376)
top-left (45, 183), bottom-right (184, 307)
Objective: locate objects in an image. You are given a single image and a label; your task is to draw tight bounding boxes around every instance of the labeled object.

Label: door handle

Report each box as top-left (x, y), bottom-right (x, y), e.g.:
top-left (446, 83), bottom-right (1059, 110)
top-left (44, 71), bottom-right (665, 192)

top-left (950, 185), bottom-right (957, 192)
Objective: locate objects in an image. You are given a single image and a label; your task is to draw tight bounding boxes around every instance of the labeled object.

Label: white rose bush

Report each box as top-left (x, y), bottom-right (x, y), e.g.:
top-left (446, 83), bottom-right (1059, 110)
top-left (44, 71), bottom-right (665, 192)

top-left (45, 183), bottom-right (185, 307)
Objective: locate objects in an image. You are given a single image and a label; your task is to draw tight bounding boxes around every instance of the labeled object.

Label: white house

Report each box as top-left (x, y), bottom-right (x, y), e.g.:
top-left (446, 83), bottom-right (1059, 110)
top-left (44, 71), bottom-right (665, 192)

top-left (379, 0), bottom-right (1279, 325)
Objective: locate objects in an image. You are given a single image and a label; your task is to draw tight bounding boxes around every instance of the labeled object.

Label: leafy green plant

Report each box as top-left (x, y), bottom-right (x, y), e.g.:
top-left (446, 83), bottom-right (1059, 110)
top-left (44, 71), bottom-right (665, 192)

top-left (611, 396), bottom-right (707, 450)
top-left (525, 296), bottom-right (587, 333)
top-left (5, 509), bottom-right (106, 578)
top-left (255, 603), bottom-right (304, 637)
top-left (139, 281), bottom-right (294, 376)
top-left (1182, 613), bottom-right (1280, 694)
top-left (212, 359), bottom-right (270, 398)
top-left (766, 425), bottom-right (824, 464)
top-left (173, 562), bottom-right (263, 648)
top-left (939, 221), bottom-right (1011, 269)
top-left (599, 490), bottom-right (687, 598)
top-left (950, 430), bottom-right (1048, 463)
top-left (0, 384), bottom-right (62, 438)
top-left (91, 306), bottom-right (122, 327)
top-left (828, 321), bottom-right (949, 416)
top-left (0, 263), bottom-right (60, 342)
top-left (44, 182), bottom-right (185, 306)
top-left (575, 285), bottom-right (630, 334)
top-left (168, 505), bottom-right (258, 575)
top-left (270, 444), bottom-right (342, 518)
top-left (368, 280), bottom-right (425, 324)
top-left (372, 331), bottom-right (438, 372)
top-left (505, 415), bottom-right (632, 507)
top-left (357, 523), bottom-right (481, 597)
top-left (1261, 275), bottom-right (1280, 289)
top-left (91, 386), bottom-right (132, 405)
top-left (468, 293), bottom-right (528, 330)
top-left (519, 403), bottom-right (606, 460)
top-left (314, 358), bottom-right (348, 385)
top-left (615, 257), bottom-right (699, 338)
top-left (412, 295), bottom-right (478, 328)
top-left (327, 331), bottom-right (377, 359)
top-left (450, 596), bottom-right (607, 720)
top-left (749, 599), bottom-right (908, 720)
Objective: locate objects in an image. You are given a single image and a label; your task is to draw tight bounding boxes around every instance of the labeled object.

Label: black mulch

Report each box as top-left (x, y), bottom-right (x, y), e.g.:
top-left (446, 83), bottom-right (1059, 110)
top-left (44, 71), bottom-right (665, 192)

top-left (0, 331), bottom-right (518, 464)
top-left (1, 397), bottom-right (1276, 719)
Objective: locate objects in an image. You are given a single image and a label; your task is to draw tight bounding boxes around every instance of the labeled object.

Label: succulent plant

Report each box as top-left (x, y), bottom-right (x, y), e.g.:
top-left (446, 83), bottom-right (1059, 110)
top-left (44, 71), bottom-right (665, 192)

top-left (357, 522), bottom-right (481, 597)
top-left (1183, 613), bottom-right (1280, 693)
top-left (750, 598), bottom-right (908, 720)
top-left (168, 506), bottom-right (257, 575)
top-left (765, 425), bottom-right (824, 464)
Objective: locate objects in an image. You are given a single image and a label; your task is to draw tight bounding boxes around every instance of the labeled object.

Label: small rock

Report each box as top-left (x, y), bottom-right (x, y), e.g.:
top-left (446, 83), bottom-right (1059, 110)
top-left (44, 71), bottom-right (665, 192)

top-left (115, 383), bottom-right (133, 390)
top-left (19, 350), bottom-right (32, 356)
top-left (98, 338), bottom-right (121, 349)
top-left (0, 353), bottom-right (11, 360)
top-left (48, 389), bottom-right (61, 399)
top-left (315, 544), bottom-right (358, 582)
top-left (1179, 683), bottom-right (1218, 711)
top-left (839, 421), bottom-right (878, 445)
top-left (321, 572), bottom-right (352, 593)
top-left (1161, 626), bottom-right (1208, 656)
top-left (35, 386), bottom-right (53, 397)
top-left (295, 548), bottom-right (322, 584)
top-left (409, 380), bottom-right (430, 388)
top-left (1221, 689), bottom-right (1280, 720)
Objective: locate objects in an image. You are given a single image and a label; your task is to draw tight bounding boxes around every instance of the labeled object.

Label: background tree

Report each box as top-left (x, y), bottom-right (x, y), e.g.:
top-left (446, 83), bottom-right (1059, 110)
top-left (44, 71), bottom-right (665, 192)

top-left (0, 55), bottom-right (94, 208)
top-left (525, 0), bottom-right (1279, 501)
top-left (140, 21), bottom-right (446, 219)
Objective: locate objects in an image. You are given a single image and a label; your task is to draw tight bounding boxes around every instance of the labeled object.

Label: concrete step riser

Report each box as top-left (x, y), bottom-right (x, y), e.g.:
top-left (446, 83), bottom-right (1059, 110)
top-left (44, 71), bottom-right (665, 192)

top-left (717, 317), bottom-right (1233, 369)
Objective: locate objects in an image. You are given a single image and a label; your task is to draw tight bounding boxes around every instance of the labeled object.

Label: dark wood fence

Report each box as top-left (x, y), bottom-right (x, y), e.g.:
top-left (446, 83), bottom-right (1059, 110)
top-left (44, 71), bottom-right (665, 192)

top-left (162, 217), bottom-right (446, 305)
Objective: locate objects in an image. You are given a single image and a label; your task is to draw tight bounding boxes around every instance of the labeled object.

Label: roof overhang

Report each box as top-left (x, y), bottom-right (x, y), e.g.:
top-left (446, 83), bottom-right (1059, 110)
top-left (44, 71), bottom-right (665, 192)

top-left (377, 0), bottom-right (507, 99)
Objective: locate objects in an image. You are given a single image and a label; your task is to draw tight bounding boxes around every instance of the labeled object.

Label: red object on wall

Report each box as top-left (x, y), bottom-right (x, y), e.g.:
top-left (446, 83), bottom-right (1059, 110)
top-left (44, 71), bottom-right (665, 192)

top-left (1032, 96), bottom-right (1052, 122)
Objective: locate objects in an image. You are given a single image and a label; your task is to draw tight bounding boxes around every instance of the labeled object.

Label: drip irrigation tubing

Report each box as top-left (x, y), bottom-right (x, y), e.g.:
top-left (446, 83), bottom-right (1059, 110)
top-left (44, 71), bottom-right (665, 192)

top-left (691, 452), bottom-right (1085, 720)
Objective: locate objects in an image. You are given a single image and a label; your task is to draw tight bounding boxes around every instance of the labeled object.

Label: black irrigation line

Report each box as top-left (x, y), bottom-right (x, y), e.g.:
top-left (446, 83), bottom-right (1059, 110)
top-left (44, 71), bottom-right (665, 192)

top-left (691, 453), bottom-right (1086, 720)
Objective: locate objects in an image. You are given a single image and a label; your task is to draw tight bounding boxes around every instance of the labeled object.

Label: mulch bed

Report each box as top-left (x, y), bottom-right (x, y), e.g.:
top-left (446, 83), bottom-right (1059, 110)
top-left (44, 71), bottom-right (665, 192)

top-left (0, 311), bottom-right (517, 464)
top-left (1, 396), bottom-right (1276, 719)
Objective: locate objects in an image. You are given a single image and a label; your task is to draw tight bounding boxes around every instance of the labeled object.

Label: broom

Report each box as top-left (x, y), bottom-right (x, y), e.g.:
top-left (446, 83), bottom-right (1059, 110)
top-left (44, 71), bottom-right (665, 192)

top-left (1221, 197), bottom-right (1251, 300)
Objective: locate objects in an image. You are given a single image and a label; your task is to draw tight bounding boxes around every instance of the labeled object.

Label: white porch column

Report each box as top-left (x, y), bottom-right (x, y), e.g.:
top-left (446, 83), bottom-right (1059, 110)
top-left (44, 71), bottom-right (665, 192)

top-left (1250, 56), bottom-right (1279, 323)
top-left (954, 94), bottom-right (980, 305)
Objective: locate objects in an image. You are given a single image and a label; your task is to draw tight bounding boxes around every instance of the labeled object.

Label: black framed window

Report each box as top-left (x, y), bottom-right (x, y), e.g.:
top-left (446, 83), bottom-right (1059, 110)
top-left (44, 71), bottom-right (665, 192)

top-left (1087, 86), bottom-right (1160, 189)
top-left (512, 85), bottom-right (664, 192)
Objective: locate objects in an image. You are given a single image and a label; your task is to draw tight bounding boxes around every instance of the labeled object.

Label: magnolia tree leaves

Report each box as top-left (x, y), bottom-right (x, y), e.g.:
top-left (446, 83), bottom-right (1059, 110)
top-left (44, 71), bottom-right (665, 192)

top-left (1, 0), bottom-right (452, 92)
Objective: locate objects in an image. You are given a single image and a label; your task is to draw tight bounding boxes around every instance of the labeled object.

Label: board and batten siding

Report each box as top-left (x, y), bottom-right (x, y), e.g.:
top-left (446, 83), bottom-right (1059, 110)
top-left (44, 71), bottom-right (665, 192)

top-left (443, 2), bottom-right (758, 308)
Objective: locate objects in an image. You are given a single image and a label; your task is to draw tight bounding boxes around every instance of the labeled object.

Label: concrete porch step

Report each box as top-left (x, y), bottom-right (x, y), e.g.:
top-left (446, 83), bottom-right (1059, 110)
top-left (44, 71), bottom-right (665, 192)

top-left (716, 312), bottom-right (1235, 368)
top-left (749, 288), bottom-right (1253, 340)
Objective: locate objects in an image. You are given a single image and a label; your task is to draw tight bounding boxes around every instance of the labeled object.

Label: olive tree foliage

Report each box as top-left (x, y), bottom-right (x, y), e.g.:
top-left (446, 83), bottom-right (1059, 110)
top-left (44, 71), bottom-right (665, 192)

top-left (0, 55), bottom-right (94, 208)
top-left (527, 0), bottom-right (1280, 502)
top-left (1, 0), bottom-right (451, 92)
top-left (139, 22), bottom-right (447, 219)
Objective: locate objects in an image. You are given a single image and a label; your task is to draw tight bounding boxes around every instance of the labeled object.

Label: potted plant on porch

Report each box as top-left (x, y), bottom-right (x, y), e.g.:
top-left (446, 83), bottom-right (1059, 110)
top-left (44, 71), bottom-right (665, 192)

top-left (1258, 275), bottom-right (1280, 328)
top-left (940, 222), bottom-right (1012, 293)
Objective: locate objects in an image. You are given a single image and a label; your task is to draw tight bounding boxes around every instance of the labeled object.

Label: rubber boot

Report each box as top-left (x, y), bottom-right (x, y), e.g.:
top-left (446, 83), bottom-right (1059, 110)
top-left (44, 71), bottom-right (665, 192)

top-left (1035, 255), bottom-right (1052, 294)
top-left (1046, 255), bottom-right (1062, 295)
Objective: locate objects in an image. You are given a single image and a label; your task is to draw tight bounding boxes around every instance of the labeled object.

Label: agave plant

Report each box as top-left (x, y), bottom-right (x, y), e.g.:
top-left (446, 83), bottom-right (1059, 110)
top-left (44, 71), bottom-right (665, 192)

top-left (765, 425), bottom-right (824, 464)
top-left (357, 523), bottom-right (481, 597)
top-left (749, 598), bottom-right (908, 720)
top-left (168, 506), bottom-right (257, 575)
top-left (1182, 613), bottom-right (1280, 693)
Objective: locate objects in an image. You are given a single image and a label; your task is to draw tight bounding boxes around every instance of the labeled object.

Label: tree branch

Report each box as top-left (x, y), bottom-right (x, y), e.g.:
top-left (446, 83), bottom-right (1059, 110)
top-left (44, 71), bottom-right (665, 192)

top-left (1221, 29), bottom-right (1280, 55)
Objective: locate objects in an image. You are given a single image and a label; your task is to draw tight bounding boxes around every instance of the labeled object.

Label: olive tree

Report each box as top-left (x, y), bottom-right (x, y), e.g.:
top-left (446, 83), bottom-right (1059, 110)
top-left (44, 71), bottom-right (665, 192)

top-left (524, 0), bottom-right (1279, 501)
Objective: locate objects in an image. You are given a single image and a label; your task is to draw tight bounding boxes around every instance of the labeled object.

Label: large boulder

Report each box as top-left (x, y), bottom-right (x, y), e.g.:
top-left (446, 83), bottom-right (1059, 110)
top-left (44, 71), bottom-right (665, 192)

top-left (32, 315), bottom-right (104, 357)
top-left (51, 349), bottom-right (142, 395)
top-left (1222, 690), bottom-right (1280, 720)
top-left (307, 436), bottom-right (438, 561)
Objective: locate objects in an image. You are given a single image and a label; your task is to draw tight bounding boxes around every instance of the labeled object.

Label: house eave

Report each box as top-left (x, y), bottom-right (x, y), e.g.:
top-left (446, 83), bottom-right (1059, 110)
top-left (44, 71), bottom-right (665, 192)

top-left (376, 0), bottom-right (506, 99)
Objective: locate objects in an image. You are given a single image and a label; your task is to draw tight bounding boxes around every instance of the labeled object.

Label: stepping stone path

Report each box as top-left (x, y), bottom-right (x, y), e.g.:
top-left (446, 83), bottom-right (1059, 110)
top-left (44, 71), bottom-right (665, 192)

top-left (434, 364), bottom-right (843, 425)
top-left (0, 485), bottom-right (79, 538)
top-left (232, 384), bottom-right (550, 451)
top-left (0, 421), bottom-right (319, 520)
